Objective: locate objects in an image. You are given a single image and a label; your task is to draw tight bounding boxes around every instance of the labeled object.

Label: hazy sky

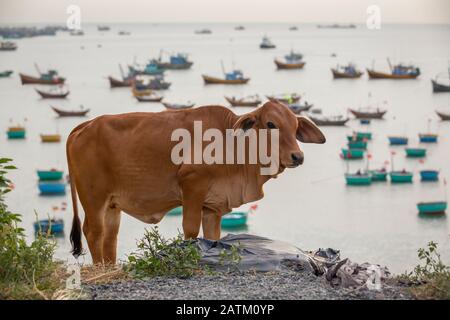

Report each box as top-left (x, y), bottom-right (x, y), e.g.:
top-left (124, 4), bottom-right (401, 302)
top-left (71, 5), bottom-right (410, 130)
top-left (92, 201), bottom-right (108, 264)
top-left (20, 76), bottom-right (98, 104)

top-left (0, 0), bottom-right (449, 24)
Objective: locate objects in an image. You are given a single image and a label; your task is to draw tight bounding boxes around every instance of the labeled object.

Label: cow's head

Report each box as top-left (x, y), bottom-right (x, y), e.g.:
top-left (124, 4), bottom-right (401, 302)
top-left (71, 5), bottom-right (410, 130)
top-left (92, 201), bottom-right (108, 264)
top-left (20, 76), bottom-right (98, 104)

top-left (233, 100), bottom-right (325, 171)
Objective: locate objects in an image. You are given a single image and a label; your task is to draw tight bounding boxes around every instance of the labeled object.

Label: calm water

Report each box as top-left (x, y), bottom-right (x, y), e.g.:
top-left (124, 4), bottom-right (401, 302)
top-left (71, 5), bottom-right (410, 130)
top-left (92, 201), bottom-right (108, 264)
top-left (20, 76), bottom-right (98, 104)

top-left (1, 23), bottom-right (450, 273)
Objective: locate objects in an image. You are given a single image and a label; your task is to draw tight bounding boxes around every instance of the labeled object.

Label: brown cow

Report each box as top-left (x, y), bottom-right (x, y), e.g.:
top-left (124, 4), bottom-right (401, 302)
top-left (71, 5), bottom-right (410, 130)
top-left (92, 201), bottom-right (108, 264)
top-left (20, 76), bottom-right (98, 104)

top-left (67, 101), bottom-right (325, 264)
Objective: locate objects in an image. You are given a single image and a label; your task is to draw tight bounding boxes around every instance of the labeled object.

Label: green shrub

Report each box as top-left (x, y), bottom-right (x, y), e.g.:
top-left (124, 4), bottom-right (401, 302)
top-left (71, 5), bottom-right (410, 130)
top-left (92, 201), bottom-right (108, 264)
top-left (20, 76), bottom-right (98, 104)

top-left (0, 158), bottom-right (59, 299)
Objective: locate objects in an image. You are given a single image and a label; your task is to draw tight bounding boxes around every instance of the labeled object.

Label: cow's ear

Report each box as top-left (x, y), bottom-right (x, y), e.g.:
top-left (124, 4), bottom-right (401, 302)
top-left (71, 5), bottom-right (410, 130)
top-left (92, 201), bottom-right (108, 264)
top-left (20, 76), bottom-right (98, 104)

top-left (233, 114), bottom-right (257, 132)
top-left (296, 116), bottom-right (326, 144)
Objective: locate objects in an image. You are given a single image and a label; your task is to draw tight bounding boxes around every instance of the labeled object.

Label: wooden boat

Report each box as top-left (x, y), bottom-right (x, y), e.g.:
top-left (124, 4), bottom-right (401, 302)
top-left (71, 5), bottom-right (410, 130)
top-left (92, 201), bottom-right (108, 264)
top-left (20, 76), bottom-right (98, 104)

top-left (349, 108), bottom-right (387, 119)
top-left (195, 29), bottom-right (212, 34)
top-left (34, 219), bottom-right (64, 234)
top-left (348, 140), bottom-right (367, 150)
top-left (436, 111), bottom-right (450, 121)
top-left (331, 64), bottom-right (362, 79)
top-left (135, 94), bottom-right (163, 102)
top-left (7, 126), bottom-right (26, 139)
top-left (167, 207), bottom-right (183, 216)
top-left (133, 77), bottom-right (171, 90)
top-left (20, 72), bottom-right (65, 85)
top-left (162, 102), bottom-right (195, 110)
top-left (202, 70), bottom-right (249, 85)
top-left (369, 169), bottom-right (388, 182)
top-left (309, 115), bottom-right (349, 126)
top-left (225, 96), bottom-right (261, 107)
top-left (345, 173), bottom-right (372, 186)
top-left (260, 36), bottom-right (276, 49)
top-left (37, 169), bottom-right (64, 181)
top-left (0, 41), bottom-right (17, 51)
top-left (274, 59), bottom-right (305, 70)
top-left (390, 171), bottom-right (413, 183)
top-left (51, 106), bottom-right (89, 117)
top-left (108, 76), bottom-right (134, 88)
top-left (97, 25), bottom-right (110, 31)
top-left (420, 170), bottom-right (439, 182)
top-left (155, 54), bottom-right (193, 70)
top-left (266, 94), bottom-right (301, 104)
top-left (419, 133), bottom-right (438, 143)
top-left (235, 26), bottom-right (245, 31)
top-left (367, 65), bottom-right (420, 79)
top-left (405, 148), bottom-right (426, 158)
top-left (40, 134), bottom-right (61, 143)
top-left (388, 136), bottom-right (408, 145)
top-left (417, 201), bottom-right (447, 214)
top-left (286, 102), bottom-right (313, 114)
top-left (129, 62), bottom-right (165, 76)
top-left (0, 70), bottom-right (13, 78)
top-left (341, 148), bottom-right (365, 159)
top-left (221, 211), bottom-right (248, 229)
top-left (431, 79), bottom-right (450, 93)
top-left (38, 182), bottom-right (66, 195)
top-left (36, 88), bottom-right (69, 99)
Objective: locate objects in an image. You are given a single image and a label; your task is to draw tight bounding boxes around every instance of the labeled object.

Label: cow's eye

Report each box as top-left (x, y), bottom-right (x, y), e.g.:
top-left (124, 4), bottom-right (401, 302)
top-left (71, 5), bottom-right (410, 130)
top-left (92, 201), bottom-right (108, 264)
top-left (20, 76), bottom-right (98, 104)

top-left (267, 121), bottom-right (277, 129)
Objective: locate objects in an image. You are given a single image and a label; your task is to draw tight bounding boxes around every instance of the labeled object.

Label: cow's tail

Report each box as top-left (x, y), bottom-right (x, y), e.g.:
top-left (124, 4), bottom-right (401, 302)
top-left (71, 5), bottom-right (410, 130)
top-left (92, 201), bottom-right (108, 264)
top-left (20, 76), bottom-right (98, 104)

top-left (67, 135), bottom-right (83, 258)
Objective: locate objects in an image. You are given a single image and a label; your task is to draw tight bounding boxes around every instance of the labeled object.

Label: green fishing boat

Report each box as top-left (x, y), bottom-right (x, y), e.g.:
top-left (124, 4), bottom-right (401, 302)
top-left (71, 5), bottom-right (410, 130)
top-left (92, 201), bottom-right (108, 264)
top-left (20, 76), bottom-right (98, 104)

top-left (345, 173), bottom-right (372, 185)
top-left (341, 148), bottom-right (365, 159)
top-left (369, 169), bottom-right (388, 181)
top-left (417, 201), bottom-right (447, 214)
top-left (37, 170), bottom-right (64, 181)
top-left (0, 70), bottom-right (13, 78)
top-left (347, 135), bottom-right (365, 142)
top-left (167, 206), bottom-right (182, 216)
top-left (7, 127), bottom-right (26, 139)
top-left (405, 148), bottom-right (426, 158)
top-left (221, 211), bottom-right (248, 229)
top-left (389, 171), bottom-right (413, 183)
top-left (355, 131), bottom-right (372, 140)
top-left (347, 140), bottom-right (367, 149)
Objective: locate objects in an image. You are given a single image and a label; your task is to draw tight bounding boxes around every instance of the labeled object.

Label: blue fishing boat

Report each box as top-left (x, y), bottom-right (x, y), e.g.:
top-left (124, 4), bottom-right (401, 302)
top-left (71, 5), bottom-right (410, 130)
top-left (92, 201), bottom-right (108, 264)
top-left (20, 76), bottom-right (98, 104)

top-left (33, 219), bottom-right (64, 234)
top-left (345, 172), bottom-right (372, 185)
top-left (417, 201), bottom-right (447, 214)
top-left (389, 171), bottom-right (413, 183)
top-left (129, 61), bottom-right (165, 76)
top-left (420, 170), bottom-right (439, 182)
top-left (155, 53), bottom-right (193, 70)
top-left (388, 136), bottom-right (408, 145)
top-left (221, 211), bottom-right (248, 229)
top-left (405, 148), bottom-right (427, 158)
top-left (167, 206), bottom-right (182, 216)
top-left (360, 119), bottom-right (371, 125)
top-left (419, 133), bottom-right (438, 143)
top-left (38, 182), bottom-right (66, 195)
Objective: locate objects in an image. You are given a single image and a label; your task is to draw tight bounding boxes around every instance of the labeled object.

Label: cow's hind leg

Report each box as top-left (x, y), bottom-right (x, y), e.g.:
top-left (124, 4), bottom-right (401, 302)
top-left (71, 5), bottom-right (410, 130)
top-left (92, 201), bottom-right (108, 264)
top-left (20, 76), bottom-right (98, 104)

top-left (103, 205), bottom-right (121, 264)
top-left (202, 208), bottom-right (222, 240)
top-left (81, 199), bottom-right (108, 265)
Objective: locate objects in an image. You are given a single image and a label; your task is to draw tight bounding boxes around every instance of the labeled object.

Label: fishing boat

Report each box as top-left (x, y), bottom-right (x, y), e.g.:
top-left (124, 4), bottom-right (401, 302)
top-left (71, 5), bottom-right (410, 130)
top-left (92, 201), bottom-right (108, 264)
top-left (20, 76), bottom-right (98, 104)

top-left (289, 26), bottom-right (298, 31)
top-left (341, 148), bottom-right (365, 159)
top-left (20, 68), bottom-right (65, 85)
top-left (202, 70), bottom-right (249, 85)
top-left (369, 168), bottom-right (388, 182)
top-left (133, 76), bottom-right (171, 90)
top-left (360, 119), bottom-right (371, 125)
top-left (389, 170), bottom-right (413, 183)
top-left (97, 25), bottom-right (110, 31)
top-left (331, 64), bottom-right (362, 79)
top-left (0, 41), bottom-right (18, 51)
top-left (345, 171), bottom-right (372, 186)
top-left (38, 182), bottom-right (66, 195)
top-left (349, 108), bottom-right (387, 119)
top-left (0, 70), bottom-right (13, 78)
top-left (388, 136), bottom-right (408, 145)
top-left (419, 133), bottom-right (438, 143)
top-left (405, 148), bottom-right (426, 158)
top-left (129, 61), bottom-right (165, 76)
top-left (70, 30), bottom-right (84, 36)
top-left (35, 87), bottom-right (69, 99)
top-left (260, 36), bottom-right (276, 49)
top-left (37, 169), bottom-right (64, 181)
top-left (108, 75), bottom-right (134, 88)
top-left (367, 59), bottom-right (420, 79)
top-left (167, 207), bottom-right (182, 216)
top-left (154, 53), bottom-right (193, 70)
top-left (420, 170), bottom-right (439, 182)
top-left (118, 30), bottom-right (131, 36)
top-left (436, 111), bottom-right (450, 121)
top-left (135, 93), bottom-right (163, 102)
top-left (162, 102), bottom-right (195, 110)
top-left (51, 106), bottom-right (89, 117)
top-left (309, 115), bottom-right (349, 126)
top-left (347, 131), bottom-right (372, 141)
top-left (34, 219), bottom-right (64, 234)
top-left (40, 134), bottom-right (61, 143)
top-left (274, 51), bottom-right (305, 70)
top-left (348, 140), bottom-right (367, 150)
top-left (225, 95), bottom-right (261, 107)
top-left (235, 26), bottom-right (245, 31)
top-left (431, 69), bottom-right (450, 93)
top-left (7, 126), bottom-right (26, 139)
top-left (286, 102), bottom-right (313, 114)
top-left (266, 93), bottom-right (301, 104)
top-left (195, 29), bottom-right (212, 34)
top-left (417, 201), bottom-right (447, 214)
top-left (221, 211), bottom-right (248, 229)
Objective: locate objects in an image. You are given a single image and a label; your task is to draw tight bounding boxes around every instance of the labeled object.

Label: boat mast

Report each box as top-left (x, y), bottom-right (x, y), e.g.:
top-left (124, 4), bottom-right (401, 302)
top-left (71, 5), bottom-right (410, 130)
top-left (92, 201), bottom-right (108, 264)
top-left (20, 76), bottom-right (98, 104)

top-left (386, 57), bottom-right (393, 72)
top-left (220, 60), bottom-right (226, 77)
top-left (34, 62), bottom-right (42, 75)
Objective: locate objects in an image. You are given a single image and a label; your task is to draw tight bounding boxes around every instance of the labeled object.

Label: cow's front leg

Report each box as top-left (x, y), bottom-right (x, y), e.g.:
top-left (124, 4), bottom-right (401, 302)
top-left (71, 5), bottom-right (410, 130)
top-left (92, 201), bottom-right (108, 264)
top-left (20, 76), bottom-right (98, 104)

top-left (202, 208), bottom-right (222, 240)
top-left (179, 171), bottom-right (209, 239)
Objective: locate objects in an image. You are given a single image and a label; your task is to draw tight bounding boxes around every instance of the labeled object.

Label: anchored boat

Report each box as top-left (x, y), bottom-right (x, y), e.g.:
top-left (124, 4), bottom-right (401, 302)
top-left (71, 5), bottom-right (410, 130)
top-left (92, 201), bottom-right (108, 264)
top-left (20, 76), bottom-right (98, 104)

top-left (389, 171), bottom-right (413, 183)
top-left (40, 134), bottom-right (61, 143)
top-left (274, 51), bottom-right (305, 69)
top-left (135, 93), bottom-right (163, 102)
top-left (341, 148), bottom-right (365, 159)
top-left (369, 168), bottom-right (388, 182)
top-left (154, 53), bottom-right (193, 70)
top-left (38, 182), bottom-right (66, 195)
top-left (436, 111), bottom-right (450, 121)
top-left (431, 69), bottom-right (450, 92)
top-left (0, 70), bottom-right (13, 78)
top-left (37, 169), bottom-right (64, 181)
top-left (260, 36), bottom-right (276, 49)
top-left (420, 170), bottom-right (439, 182)
top-left (286, 102), bottom-right (313, 114)
top-left (331, 64), bottom-right (362, 79)
top-left (419, 133), bottom-right (438, 143)
top-left (20, 70), bottom-right (65, 85)
top-left (51, 106), bottom-right (89, 117)
top-left (348, 140), bottom-right (367, 150)
top-left (162, 102), bottom-right (195, 110)
top-left (7, 126), bottom-right (26, 139)
top-left (0, 41), bottom-right (17, 51)
top-left (35, 87), bottom-right (69, 99)
top-left (221, 212), bottom-right (248, 229)
top-left (34, 219), bottom-right (64, 234)
top-left (405, 147), bottom-right (426, 158)
top-left (266, 93), bottom-right (301, 104)
top-left (202, 69), bottom-right (249, 84)
top-left (388, 136), bottom-right (408, 145)
top-left (225, 95), bottom-right (261, 107)
top-left (345, 172), bottom-right (372, 186)
top-left (349, 108), bottom-right (387, 119)
top-left (417, 202), bottom-right (447, 214)
top-left (167, 207), bottom-right (182, 216)
top-left (309, 115), bottom-right (349, 126)
top-left (367, 59), bottom-right (420, 79)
